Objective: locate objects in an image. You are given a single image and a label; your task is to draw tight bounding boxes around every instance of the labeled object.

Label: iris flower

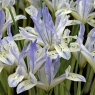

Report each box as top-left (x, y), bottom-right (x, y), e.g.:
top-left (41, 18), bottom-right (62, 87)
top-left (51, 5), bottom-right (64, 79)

top-left (0, 7), bottom-right (26, 37)
top-left (43, 0), bottom-right (75, 15)
top-left (0, 25), bottom-right (23, 72)
top-left (36, 56), bottom-right (86, 92)
top-left (80, 28), bottom-right (95, 72)
top-left (8, 40), bottom-right (47, 94)
top-left (8, 40), bottom-right (86, 94)
top-left (71, 0), bottom-right (95, 26)
top-left (69, 24), bottom-right (87, 68)
top-left (14, 4), bottom-right (79, 60)
top-left (70, 23), bottom-right (95, 71)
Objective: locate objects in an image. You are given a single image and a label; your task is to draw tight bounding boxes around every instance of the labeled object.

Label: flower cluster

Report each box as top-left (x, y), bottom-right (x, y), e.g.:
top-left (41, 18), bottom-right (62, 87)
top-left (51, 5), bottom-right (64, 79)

top-left (0, 0), bottom-right (95, 95)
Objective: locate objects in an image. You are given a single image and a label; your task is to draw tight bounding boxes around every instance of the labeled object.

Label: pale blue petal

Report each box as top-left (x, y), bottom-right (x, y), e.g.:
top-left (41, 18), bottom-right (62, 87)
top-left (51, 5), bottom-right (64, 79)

top-left (45, 57), bottom-right (54, 85)
top-left (38, 65), bottom-right (48, 86)
top-left (52, 56), bottom-right (60, 78)
top-left (77, 23), bottom-right (85, 43)
top-left (33, 47), bottom-right (47, 74)
top-left (0, 9), bottom-right (5, 30)
top-left (8, 73), bottom-right (24, 87)
top-left (27, 40), bottom-right (37, 72)
top-left (50, 74), bottom-right (66, 90)
top-left (7, 25), bottom-right (12, 37)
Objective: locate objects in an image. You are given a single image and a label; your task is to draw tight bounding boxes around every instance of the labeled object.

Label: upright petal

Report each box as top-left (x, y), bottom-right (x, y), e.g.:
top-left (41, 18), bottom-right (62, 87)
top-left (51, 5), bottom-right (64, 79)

top-left (27, 40), bottom-right (37, 72)
top-left (0, 9), bottom-right (5, 31)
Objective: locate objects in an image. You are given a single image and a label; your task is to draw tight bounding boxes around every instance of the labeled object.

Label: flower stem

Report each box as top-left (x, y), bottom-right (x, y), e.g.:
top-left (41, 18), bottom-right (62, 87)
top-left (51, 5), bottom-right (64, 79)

top-left (90, 78), bottom-right (95, 95)
top-left (65, 56), bottom-right (75, 95)
top-left (76, 69), bottom-right (83, 95)
top-left (82, 66), bottom-right (94, 94)
top-left (8, 7), bottom-right (18, 34)
top-left (8, 86), bottom-right (13, 95)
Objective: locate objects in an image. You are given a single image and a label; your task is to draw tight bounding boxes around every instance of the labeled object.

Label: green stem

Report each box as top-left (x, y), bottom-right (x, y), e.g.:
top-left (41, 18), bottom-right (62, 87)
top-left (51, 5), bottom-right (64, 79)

top-left (76, 69), bottom-right (83, 95)
top-left (54, 85), bottom-right (59, 95)
top-left (86, 23), bottom-right (89, 33)
top-left (74, 51), bottom-right (81, 95)
top-left (71, 25), bottom-right (79, 36)
top-left (90, 78), bottom-right (95, 95)
top-left (64, 83), bottom-right (71, 95)
top-left (8, 7), bottom-right (18, 34)
top-left (23, 9), bottom-right (27, 27)
top-left (28, 89), bottom-right (32, 95)
top-left (83, 67), bottom-right (94, 94)
top-left (74, 63), bottom-right (78, 95)
top-left (60, 82), bottom-right (65, 95)
top-left (65, 56), bottom-right (75, 95)
top-left (46, 91), bottom-right (50, 95)
top-left (16, 0), bottom-right (19, 29)
top-left (8, 86), bottom-right (12, 95)
top-left (16, 0), bottom-right (19, 15)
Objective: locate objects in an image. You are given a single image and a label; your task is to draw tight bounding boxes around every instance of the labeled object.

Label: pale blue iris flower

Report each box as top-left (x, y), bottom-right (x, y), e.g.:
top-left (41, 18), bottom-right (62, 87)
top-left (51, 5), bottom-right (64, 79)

top-left (0, 7), bottom-right (26, 37)
top-left (43, 0), bottom-right (75, 15)
top-left (0, 9), bottom-right (26, 66)
top-left (0, 25), bottom-right (23, 72)
top-left (71, 0), bottom-right (95, 26)
top-left (36, 56), bottom-right (86, 92)
top-left (69, 24), bottom-right (87, 68)
top-left (81, 28), bottom-right (95, 72)
top-left (14, 5), bottom-right (79, 60)
top-left (8, 40), bottom-right (47, 94)
top-left (70, 23), bottom-right (95, 71)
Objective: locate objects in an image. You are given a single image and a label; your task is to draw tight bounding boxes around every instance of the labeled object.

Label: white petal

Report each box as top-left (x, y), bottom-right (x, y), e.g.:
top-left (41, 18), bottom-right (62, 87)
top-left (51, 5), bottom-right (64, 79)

top-left (17, 80), bottom-right (36, 94)
top-left (8, 73), bottom-right (24, 87)
top-left (66, 73), bottom-right (86, 82)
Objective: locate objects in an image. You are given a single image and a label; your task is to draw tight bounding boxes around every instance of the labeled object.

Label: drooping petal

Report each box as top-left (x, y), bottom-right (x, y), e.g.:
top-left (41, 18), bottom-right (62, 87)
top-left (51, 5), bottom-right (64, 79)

top-left (87, 19), bottom-right (95, 27)
top-left (47, 50), bottom-right (58, 59)
top-left (13, 33), bottom-right (26, 40)
top-left (17, 80), bottom-right (36, 94)
top-left (19, 27), bottom-right (37, 39)
top-left (54, 42), bottom-right (71, 60)
top-left (66, 73), bottom-right (86, 82)
top-left (4, 15), bottom-right (26, 28)
top-left (0, 52), bottom-right (14, 65)
top-left (69, 43), bottom-right (80, 52)
top-left (8, 73), bottom-right (24, 87)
